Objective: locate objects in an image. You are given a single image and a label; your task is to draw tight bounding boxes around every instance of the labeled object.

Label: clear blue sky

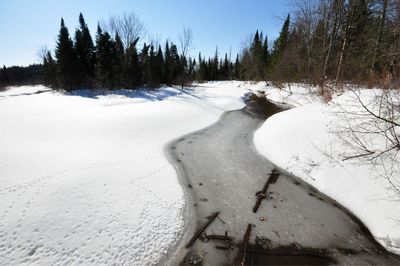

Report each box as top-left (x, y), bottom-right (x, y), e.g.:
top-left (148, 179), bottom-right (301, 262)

top-left (0, 0), bottom-right (293, 67)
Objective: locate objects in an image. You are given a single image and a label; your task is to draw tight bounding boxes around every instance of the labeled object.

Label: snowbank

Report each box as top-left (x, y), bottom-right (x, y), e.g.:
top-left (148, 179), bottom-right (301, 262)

top-left (254, 84), bottom-right (400, 255)
top-left (0, 82), bottom-right (247, 265)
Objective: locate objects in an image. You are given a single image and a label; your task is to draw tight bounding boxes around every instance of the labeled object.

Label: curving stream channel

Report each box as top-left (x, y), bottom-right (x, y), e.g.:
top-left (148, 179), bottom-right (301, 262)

top-left (165, 96), bottom-right (400, 265)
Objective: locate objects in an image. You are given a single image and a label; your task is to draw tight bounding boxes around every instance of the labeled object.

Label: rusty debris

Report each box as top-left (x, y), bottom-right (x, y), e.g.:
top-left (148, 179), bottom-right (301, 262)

top-left (240, 224), bottom-right (253, 266)
top-left (185, 211), bottom-right (220, 248)
top-left (252, 169), bottom-right (280, 213)
top-left (204, 231), bottom-right (232, 242)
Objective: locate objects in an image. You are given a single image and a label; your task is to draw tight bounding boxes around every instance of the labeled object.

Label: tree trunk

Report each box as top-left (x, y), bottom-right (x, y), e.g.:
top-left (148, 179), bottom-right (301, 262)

top-left (323, 0), bottom-right (342, 80)
top-left (370, 0), bottom-right (388, 72)
top-left (335, 4), bottom-right (350, 85)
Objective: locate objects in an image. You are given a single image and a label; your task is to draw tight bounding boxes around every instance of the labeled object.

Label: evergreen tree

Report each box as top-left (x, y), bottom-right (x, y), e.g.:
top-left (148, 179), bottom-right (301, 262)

top-left (221, 53), bottom-right (229, 80)
top-left (95, 28), bottom-right (116, 88)
top-left (197, 53), bottom-right (207, 81)
top-left (140, 43), bottom-right (150, 85)
top-left (154, 45), bottom-right (164, 86)
top-left (55, 18), bottom-right (80, 90)
top-left (169, 43), bottom-right (181, 83)
top-left (75, 13), bottom-right (96, 82)
top-left (43, 51), bottom-right (57, 86)
top-left (271, 14), bottom-right (290, 68)
top-left (163, 41), bottom-right (171, 84)
top-left (147, 44), bottom-right (162, 87)
top-left (250, 30), bottom-right (263, 60)
top-left (189, 58), bottom-right (196, 80)
top-left (0, 65), bottom-right (10, 87)
top-left (113, 33), bottom-right (124, 86)
top-left (211, 47), bottom-right (219, 80)
top-left (126, 40), bottom-right (141, 87)
top-left (262, 35), bottom-right (269, 69)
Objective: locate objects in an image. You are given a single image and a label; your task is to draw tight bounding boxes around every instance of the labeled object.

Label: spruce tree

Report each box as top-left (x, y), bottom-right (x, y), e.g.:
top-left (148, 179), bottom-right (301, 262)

top-left (222, 53), bottom-right (229, 80)
top-left (140, 43), bottom-right (150, 85)
top-left (250, 30), bottom-right (262, 60)
top-left (95, 28), bottom-right (116, 88)
top-left (43, 51), bottom-right (57, 86)
top-left (75, 13), bottom-right (96, 80)
top-left (271, 14), bottom-right (290, 68)
top-left (55, 18), bottom-right (80, 90)
top-left (262, 35), bottom-right (269, 68)
top-left (169, 43), bottom-right (180, 83)
top-left (113, 33), bottom-right (124, 87)
top-left (0, 65), bottom-right (10, 86)
top-left (147, 45), bottom-right (158, 87)
top-left (154, 45), bottom-right (164, 86)
top-left (234, 54), bottom-right (240, 80)
top-left (163, 41), bottom-right (171, 84)
top-left (212, 47), bottom-right (219, 80)
top-left (126, 41), bottom-right (141, 87)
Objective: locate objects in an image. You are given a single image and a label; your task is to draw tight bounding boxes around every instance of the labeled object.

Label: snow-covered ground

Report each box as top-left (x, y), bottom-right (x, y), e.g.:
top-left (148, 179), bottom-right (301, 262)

top-left (2, 81), bottom-right (399, 264)
top-left (253, 83), bottom-right (400, 255)
top-left (0, 82), bottom-right (247, 265)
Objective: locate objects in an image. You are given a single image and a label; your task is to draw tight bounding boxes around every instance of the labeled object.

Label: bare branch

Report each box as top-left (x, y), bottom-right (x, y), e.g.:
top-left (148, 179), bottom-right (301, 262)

top-left (178, 27), bottom-right (193, 57)
top-left (107, 12), bottom-right (145, 49)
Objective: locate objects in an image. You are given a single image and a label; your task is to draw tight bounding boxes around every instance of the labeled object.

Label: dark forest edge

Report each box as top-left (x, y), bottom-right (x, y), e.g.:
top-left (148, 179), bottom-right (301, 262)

top-left (1, 1), bottom-right (399, 92)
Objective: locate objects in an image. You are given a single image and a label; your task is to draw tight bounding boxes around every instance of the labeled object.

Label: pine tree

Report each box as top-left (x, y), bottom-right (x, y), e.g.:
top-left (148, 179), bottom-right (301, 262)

top-left (163, 41), bottom-right (171, 84)
top-left (74, 13), bottom-right (96, 83)
top-left (169, 43), bottom-right (181, 83)
top-left (211, 47), bottom-right (219, 80)
top-left (262, 35), bottom-right (269, 69)
top-left (271, 14), bottom-right (290, 68)
top-left (234, 54), bottom-right (240, 79)
top-left (250, 30), bottom-right (263, 60)
top-left (0, 65), bottom-right (10, 86)
top-left (126, 40), bottom-right (141, 87)
top-left (153, 45), bottom-right (164, 86)
top-left (222, 53), bottom-right (229, 80)
top-left (189, 58), bottom-right (196, 80)
top-left (55, 18), bottom-right (80, 90)
top-left (113, 33), bottom-right (124, 87)
top-left (95, 28), bottom-right (116, 88)
top-left (140, 43), bottom-right (150, 85)
top-left (43, 51), bottom-right (57, 86)
top-left (147, 45), bottom-right (160, 87)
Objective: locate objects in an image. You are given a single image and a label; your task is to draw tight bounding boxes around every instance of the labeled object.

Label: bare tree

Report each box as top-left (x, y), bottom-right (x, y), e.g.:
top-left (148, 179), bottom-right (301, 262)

top-left (106, 12), bottom-right (145, 48)
top-left (37, 46), bottom-right (51, 63)
top-left (178, 27), bottom-right (193, 89)
top-left (178, 27), bottom-right (193, 58)
top-left (335, 88), bottom-right (400, 195)
top-left (322, 0), bottom-right (343, 80)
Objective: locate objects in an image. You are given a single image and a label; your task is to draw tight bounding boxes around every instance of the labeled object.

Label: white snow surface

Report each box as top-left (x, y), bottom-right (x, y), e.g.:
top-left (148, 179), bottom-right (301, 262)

top-left (2, 81), bottom-right (399, 264)
top-left (0, 82), bottom-right (247, 265)
top-left (254, 83), bottom-right (400, 255)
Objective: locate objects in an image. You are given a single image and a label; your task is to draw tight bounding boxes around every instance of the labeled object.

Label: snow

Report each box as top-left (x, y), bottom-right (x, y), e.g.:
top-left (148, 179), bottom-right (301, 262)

top-left (0, 82), bottom-right (247, 265)
top-left (254, 83), bottom-right (400, 255)
top-left (2, 80), bottom-right (399, 263)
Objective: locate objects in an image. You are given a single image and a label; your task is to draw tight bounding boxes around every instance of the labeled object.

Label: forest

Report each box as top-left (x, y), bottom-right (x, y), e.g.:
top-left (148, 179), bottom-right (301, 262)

top-left (0, 0), bottom-right (399, 91)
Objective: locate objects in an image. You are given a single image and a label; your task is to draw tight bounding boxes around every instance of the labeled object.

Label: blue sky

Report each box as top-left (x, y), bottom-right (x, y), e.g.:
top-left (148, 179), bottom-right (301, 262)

top-left (0, 0), bottom-right (293, 67)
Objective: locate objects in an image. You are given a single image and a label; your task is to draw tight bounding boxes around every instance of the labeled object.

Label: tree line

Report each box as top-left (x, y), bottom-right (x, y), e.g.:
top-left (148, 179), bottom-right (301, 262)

top-left (40, 13), bottom-right (246, 91)
top-left (2, 1), bottom-right (399, 91)
top-left (0, 64), bottom-right (43, 89)
top-left (41, 12), bottom-right (294, 91)
top-left (239, 0), bottom-right (400, 89)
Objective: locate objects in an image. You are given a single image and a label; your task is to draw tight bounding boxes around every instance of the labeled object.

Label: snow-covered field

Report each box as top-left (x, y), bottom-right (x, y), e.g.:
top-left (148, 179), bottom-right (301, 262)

top-left (254, 83), bottom-right (400, 255)
top-left (0, 83), bottom-right (247, 265)
top-left (1, 81), bottom-right (399, 264)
